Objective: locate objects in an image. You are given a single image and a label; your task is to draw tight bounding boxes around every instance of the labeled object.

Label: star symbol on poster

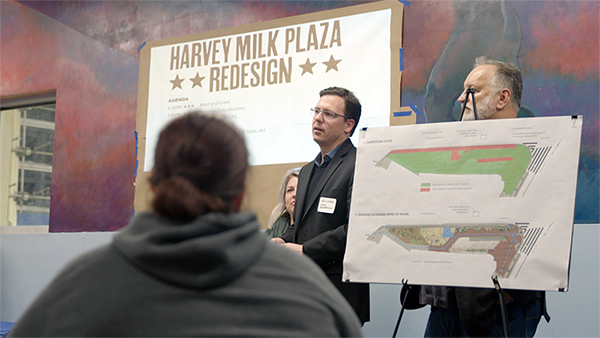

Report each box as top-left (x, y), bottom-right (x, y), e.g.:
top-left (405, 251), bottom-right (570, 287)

top-left (299, 58), bottom-right (317, 75)
top-left (190, 73), bottom-right (205, 88)
top-left (323, 55), bottom-right (341, 72)
top-left (170, 75), bottom-right (184, 90)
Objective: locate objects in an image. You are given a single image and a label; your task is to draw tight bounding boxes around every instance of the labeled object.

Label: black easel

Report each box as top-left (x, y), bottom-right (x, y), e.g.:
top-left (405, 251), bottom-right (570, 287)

top-left (459, 88), bottom-right (478, 121)
top-left (492, 276), bottom-right (511, 338)
top-left (391, 277), bottom-right (511, 338)
top-left (392, 280), bottom-right (410, 338)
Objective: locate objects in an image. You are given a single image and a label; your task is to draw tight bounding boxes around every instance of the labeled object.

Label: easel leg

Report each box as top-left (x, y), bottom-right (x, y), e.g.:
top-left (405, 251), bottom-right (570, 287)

top-left (492, 276), bottom-right (511, 338)
top-left (392, 282), bottom-right (411, 338)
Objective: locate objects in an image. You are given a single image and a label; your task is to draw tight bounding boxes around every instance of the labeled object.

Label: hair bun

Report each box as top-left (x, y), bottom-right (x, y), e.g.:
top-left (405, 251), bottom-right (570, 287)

top-left (150, 112), bottom-right (247, 222)
top-left (152, 176), bottom-right (230, 222)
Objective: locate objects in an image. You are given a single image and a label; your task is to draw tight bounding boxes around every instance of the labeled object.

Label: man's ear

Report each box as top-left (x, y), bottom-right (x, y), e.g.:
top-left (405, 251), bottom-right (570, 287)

top-left (344, 118), bottom-right (356, 135)
top-left (496, 88), bottom-right (512, 110)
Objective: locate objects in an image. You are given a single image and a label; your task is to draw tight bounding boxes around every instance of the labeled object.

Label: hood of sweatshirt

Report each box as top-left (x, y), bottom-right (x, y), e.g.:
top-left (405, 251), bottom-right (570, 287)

top-left (112, 211), bottom-right (266, 290)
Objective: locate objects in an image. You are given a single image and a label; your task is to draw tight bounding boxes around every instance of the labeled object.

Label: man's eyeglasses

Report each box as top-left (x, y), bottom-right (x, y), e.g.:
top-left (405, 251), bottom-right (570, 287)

top-left (310, 108), bottom-right (349, 121)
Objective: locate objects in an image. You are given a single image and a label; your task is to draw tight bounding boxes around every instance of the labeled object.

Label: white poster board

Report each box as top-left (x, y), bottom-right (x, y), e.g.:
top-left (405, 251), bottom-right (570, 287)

top-left (135, 0), bottom-right (405, 225)
top-left (143, 8), bottom-right (394, 171)
top-left (344, 116), bottom-right (582, 291)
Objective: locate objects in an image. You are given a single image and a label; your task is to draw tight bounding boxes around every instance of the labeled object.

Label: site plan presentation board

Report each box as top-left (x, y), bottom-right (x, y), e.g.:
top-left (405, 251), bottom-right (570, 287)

top-left (135, 0), bottom-right (404, 220)
top-left (344, 116), bottom-right (582, 291)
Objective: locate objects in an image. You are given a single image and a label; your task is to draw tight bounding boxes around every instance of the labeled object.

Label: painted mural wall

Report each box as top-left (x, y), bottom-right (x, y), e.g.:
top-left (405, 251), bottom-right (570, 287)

top-left (1, 0), bottom-right (139, 231)
top-left (400, 1), bottom-right (599, 223)
top-left (1, 0), bottom-right (597, 232)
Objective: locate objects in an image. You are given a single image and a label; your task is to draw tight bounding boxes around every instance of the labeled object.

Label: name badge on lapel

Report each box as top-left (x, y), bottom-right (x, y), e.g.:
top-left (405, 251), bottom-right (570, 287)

top-left (318, 197), bottom-right (336, 214)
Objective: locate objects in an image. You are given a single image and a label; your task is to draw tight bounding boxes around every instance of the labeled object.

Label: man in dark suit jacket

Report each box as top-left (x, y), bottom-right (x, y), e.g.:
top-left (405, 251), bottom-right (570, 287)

top-left (273, 87), bottom-right (370, 324)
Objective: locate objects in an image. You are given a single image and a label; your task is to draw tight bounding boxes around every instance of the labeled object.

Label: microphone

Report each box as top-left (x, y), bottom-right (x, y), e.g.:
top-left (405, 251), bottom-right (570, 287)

top-left (459, 88), bottom-right (478, 121)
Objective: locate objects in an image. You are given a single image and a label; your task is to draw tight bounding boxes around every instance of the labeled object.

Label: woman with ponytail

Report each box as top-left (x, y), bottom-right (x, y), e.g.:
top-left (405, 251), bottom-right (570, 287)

top-left (11, 111), bottom-right (363, 337)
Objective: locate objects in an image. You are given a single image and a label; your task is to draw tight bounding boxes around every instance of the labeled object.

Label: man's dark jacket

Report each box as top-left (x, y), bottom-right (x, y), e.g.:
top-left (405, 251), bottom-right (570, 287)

top-left (282, 138), bottom-right (370, 323)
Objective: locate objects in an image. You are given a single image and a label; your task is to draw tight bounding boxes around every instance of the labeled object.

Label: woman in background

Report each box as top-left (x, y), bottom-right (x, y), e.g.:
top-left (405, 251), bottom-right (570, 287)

top-left (264, 168), bottom-right (299, 239)
top-left (11, 111), bottom-right (363, 337)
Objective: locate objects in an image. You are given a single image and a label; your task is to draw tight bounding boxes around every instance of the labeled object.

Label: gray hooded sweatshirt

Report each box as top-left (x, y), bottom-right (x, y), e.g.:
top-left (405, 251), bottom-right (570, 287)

top-left (11, 211), bottom-right (363, 337)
